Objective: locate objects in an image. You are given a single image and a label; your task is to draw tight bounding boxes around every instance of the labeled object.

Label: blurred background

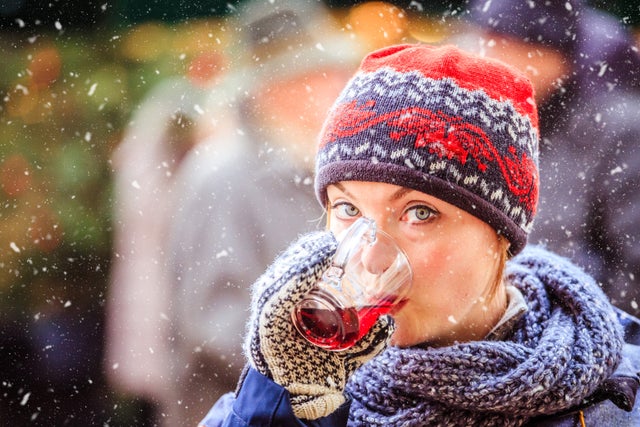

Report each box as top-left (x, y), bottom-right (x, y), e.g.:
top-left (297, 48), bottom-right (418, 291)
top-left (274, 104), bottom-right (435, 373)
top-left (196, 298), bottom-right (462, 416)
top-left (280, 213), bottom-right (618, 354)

top-left (1, 0), bottom-right (638, 425)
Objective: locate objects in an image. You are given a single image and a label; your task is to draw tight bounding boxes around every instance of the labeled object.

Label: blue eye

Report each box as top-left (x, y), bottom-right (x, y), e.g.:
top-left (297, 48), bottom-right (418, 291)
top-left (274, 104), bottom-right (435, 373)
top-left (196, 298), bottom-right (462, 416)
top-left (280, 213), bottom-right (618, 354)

top-left (404, 205), bottom-right (437, 224)
top-left (332, 202), bottom-right (360, 219)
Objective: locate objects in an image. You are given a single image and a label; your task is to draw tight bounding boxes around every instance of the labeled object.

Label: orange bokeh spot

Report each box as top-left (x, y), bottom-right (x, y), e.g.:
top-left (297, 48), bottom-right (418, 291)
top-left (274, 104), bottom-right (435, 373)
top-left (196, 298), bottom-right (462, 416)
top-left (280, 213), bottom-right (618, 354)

top-left (0, 154), bottom-right (32, 197)
top-left (186, 51), bottom-right (226, 87)
top-left (28, 208), bottom-right (63, 253)
top-left (347, 2), bottom-right (409, 49)
top-left (28, 46), bottom-right (62, 89)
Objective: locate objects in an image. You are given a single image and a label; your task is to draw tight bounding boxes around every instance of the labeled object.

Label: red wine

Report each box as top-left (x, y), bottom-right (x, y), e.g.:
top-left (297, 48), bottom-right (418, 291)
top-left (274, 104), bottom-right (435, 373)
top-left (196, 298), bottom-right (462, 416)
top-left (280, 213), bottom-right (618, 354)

top-left (293, 300), bottom-right (395, 351)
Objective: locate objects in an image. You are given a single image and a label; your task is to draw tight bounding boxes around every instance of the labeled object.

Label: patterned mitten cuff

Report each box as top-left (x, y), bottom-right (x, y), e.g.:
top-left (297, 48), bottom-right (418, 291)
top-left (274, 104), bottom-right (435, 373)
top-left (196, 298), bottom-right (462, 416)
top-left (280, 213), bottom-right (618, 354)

top-left (244, 231), bottom-right (395, 420)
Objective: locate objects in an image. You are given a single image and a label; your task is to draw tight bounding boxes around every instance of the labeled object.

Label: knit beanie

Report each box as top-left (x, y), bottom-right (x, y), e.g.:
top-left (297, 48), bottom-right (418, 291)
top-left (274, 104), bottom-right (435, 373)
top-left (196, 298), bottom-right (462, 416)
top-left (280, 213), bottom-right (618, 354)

top-left (315, 44), bottom-right (539, 255)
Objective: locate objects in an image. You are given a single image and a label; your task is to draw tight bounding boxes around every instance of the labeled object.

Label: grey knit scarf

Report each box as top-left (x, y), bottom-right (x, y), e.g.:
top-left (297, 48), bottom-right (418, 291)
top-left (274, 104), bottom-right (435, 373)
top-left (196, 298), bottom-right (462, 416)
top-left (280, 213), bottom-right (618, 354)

top-left (346, 246), bottom-right (624, 426)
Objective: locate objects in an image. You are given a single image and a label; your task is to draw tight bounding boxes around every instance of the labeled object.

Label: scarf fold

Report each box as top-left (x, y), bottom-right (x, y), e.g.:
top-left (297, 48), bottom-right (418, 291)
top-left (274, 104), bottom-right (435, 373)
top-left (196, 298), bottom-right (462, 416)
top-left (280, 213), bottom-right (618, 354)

top-left (346, 246), bottom-right (624, 426)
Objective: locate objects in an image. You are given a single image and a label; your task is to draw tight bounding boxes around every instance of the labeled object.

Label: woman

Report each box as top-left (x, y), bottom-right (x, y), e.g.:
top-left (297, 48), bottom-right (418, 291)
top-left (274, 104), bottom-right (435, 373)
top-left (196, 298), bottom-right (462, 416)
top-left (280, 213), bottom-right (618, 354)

top-left (200, 44), bottom-right (640, 426)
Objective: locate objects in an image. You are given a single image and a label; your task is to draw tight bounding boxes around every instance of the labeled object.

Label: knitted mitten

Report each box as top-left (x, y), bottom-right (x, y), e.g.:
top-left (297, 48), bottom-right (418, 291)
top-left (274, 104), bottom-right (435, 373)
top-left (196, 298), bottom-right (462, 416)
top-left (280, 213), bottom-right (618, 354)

top-left (244, 231), bottom-right (394, 420)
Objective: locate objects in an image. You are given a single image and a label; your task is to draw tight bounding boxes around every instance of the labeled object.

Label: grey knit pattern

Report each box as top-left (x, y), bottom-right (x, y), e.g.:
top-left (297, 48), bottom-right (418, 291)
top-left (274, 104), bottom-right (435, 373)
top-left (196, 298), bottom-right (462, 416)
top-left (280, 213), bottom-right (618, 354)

top-left (244, 231), bottom-right (394, 419)
top-left (346, 246), bottom-right (624, 426)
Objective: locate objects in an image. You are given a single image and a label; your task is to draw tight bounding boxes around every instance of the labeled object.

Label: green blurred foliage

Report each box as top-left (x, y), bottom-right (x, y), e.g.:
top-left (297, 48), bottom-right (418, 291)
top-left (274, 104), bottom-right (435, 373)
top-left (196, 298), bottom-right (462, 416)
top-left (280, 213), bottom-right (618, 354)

top-left (0, 12), bottom-right (231, 305)
top-left (0, 13), bottom-right (229, 422)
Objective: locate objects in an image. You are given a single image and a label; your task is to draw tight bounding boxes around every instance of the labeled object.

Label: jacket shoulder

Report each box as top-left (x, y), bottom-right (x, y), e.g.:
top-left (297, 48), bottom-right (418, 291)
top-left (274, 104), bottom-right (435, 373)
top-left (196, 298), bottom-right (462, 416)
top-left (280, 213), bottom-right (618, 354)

top-left (199, 367), bottom-right (350, 427)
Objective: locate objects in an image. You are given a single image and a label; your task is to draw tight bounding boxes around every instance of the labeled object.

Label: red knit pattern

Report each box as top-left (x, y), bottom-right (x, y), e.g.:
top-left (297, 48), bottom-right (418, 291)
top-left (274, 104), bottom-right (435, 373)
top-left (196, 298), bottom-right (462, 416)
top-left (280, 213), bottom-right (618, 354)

top-left (321, 102), bottom-right (538, 214)
top-left (359, 44), bottom-right (539, 132)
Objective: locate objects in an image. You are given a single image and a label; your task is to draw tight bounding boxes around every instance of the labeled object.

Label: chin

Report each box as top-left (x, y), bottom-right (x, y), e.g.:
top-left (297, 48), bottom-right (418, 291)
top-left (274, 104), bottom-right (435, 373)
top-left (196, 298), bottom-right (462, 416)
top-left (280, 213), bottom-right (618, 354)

top-left (390, 336), bottom-right (422, 348)
top-left (388, 326), bottom-right (421, 348)
top-left (389, 314), bottom-right (436, 348)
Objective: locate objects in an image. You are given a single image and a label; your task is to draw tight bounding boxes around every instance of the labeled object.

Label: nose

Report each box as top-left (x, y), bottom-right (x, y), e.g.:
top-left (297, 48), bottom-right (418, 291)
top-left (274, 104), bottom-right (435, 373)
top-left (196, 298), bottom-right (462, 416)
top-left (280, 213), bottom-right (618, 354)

top-left (361, 234), bottom-right (397, 275)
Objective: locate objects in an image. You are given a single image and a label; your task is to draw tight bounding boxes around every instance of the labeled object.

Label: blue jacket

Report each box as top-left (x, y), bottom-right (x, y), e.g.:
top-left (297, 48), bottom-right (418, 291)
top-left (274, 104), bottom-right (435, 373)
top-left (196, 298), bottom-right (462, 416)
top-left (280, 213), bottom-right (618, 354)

top-left (200, 311), bottom-right (640, 427)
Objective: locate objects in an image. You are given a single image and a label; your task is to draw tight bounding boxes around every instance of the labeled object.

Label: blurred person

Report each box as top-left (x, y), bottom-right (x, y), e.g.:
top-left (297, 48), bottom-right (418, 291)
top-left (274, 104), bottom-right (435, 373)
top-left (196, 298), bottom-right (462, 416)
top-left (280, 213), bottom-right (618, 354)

top-left (104, 76), bottom-right (210, 424)
top-left (163, 0), bottom-right (365, 425)
top-left (455, 0), bottom-right (640, 316)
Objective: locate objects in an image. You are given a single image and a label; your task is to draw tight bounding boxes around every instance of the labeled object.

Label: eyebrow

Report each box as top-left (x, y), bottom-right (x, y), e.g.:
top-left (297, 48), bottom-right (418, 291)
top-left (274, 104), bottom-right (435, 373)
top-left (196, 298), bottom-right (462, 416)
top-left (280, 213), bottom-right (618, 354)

top-left (390, 187), bottom-right (414, 201)
top-left (333, 182), bottom-right (415, 202)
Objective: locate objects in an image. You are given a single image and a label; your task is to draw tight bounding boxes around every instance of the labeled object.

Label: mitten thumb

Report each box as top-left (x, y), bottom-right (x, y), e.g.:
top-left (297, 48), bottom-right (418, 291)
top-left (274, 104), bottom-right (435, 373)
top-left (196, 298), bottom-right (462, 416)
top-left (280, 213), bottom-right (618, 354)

top-left (245, 231), bottom-right (337, 379)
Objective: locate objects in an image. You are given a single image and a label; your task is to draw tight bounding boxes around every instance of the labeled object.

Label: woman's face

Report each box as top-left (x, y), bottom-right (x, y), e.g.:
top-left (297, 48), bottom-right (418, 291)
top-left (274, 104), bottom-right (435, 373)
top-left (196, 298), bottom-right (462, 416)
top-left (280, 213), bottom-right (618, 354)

top-left (326, 181), bottom-right (507, 347)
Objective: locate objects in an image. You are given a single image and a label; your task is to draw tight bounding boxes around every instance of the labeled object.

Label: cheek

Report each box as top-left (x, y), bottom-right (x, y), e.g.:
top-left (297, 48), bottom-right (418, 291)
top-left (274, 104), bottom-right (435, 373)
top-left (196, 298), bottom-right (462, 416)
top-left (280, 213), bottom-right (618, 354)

top-left (403, 225), bottom-right (465, 281)
top-left (401, 235), bottom-right (451, 309)
top-left (401, 227), bottom-right (495, 307)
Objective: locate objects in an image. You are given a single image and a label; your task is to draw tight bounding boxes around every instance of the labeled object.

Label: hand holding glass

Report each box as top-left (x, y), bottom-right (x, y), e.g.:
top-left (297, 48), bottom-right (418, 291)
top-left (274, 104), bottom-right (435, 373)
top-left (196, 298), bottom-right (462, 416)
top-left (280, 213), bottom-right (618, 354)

top-left (292, 217), bottom-right (412, 351)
